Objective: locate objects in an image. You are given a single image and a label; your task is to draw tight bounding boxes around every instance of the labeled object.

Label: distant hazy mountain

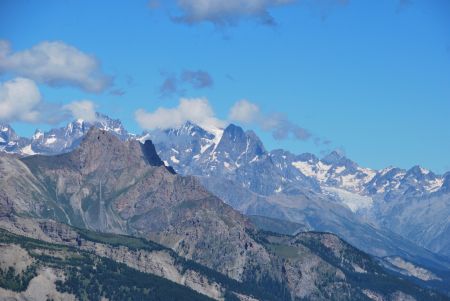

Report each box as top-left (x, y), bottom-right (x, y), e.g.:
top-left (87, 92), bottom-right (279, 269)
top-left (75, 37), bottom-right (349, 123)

top-left (143, 122), bottom-right (450, 264)
top-left (0, 113), bottom-right (133, 156)
top-left (0, 123), bottom-right (31, 154)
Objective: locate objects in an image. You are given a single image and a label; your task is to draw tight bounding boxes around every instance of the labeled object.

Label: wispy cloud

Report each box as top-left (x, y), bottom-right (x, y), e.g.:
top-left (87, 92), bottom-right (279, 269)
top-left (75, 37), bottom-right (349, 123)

top-left (181, 70), bottom-right (214, 89)
top-left (166, 0), bottom-right (294, 27)
top-left (0, 40), bottom-right (112, 93)
top-left (261, 112), bottom-right (311, 140)
top-left (302, 0), bottom-right (349, 21)
top-left (396, 0), bottom-right (413, 13)
top-left (159, 0), bottom-right (349, 27)
top-left (158, 69), bottom-right (213, 98)
top-left (135, 98), bottom-right (326, 144)
top-left (110, 88), bottom-right (126, 96)
top-left (158, 71), bottom-right (181, 98)
top-left (229, 99), bottom-right (312, 141)
top-left (148, 0), bottom-right (161, 9)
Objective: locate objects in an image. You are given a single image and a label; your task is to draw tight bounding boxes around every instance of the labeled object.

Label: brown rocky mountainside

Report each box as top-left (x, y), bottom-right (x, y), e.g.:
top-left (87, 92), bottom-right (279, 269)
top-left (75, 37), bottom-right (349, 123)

top-left (0, 128), bottom-right (447, 301)
top-left (16, 128), bottom-right (262, 282)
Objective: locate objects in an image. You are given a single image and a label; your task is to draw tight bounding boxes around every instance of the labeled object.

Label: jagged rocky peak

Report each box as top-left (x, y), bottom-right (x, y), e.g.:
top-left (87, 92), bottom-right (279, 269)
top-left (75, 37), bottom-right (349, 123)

top-left (244, 129), bottom-right (266, 155)
top-left (79, 126), bottom-right (121, 146)
top-left (441, 172), bottom-right (450, 192)
top-left (366, 167), bottom-right (403, 188)
top-left (0, 122), bottom-right (17, 139)
top-left (0, 124), bottom-right (16, 147)
top-left (0, 123), bottom-right (18, 141)
top-left (141, 139), bottom-right (169, 169)
top-left (405, 165), bottom-right (436, 180)
top-left (322, 150), bottom-right (346, 165)
top-left (365, 163), bottom-right (446, 196)
top-left (32, 129), bottom-right (44, 140)
top-left (167, 121), bottom-right (213, 138)
top-left (321, 150), bottom-right (359, 170)
top-left (216, 123), bottom-right (266, 158)
top-left (0, 123), bottom-right (30, 154)
top-left (26, 113), bottom-right (133, 156)
top-left (64, 128), bottom-right (142, 174)
top-left (221, 123), bottom-right (245, 141)
top-left (215, 123), bottom-right (246, 152)
top-left (62, 112), bottom-right (132, 141)
top-left (72, 127), bottom-right (171, 173)
top-left (0, 114), bottom-right (157, 158)
top-left (80, 128), bottom-right (175, 175)
top-left (296, 152), bottom-right (319, 163)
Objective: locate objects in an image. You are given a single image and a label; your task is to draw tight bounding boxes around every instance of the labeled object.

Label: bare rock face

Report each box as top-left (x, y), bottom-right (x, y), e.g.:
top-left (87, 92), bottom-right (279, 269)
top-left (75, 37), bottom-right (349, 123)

top-left (6, 128), bottom-right (270, 283)
top-left (0, 242), bottom-right (76, 301)
top-left (0, 244), bottom-right (35, 275)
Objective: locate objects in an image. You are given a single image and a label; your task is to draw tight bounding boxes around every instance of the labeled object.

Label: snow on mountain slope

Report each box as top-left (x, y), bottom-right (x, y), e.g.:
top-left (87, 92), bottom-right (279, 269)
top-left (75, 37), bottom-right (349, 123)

top-left (0, 114), bottom-right (133, 156)
top-left (287, 151), bottom-right (376, 193)
top-left (323, 187), bottom-right (374, 212)
top-left (142, 122), bottom-right (450, 262)
top-left (0, 123), bottom-right (31, 155)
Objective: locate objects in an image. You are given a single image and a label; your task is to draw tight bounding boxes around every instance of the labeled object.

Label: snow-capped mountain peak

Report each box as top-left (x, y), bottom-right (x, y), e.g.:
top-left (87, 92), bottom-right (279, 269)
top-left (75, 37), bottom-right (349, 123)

top-left (1, 117), bottom-right (449, 199)
top-left (0, 123), bottom-right (29, 154)
top-left (322, 150), bottom-right (346, 165)
top-left (0, 113), bottom-right (133, 156)
top-left (287, 150), bottom-right (376, 193)
top-left (32, 129), bottom-right (44, 140)
top-left (139, 121), bottom-right (226, 173)
top-left (3, 116), bottom-right (450, 259)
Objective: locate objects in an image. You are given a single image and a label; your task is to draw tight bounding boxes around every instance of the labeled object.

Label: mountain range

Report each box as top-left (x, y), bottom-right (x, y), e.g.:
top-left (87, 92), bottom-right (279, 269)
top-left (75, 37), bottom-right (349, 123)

top-left (1, 114), bottom-right (449, 299)
top-left (144, 121), bottom-right (450, 260)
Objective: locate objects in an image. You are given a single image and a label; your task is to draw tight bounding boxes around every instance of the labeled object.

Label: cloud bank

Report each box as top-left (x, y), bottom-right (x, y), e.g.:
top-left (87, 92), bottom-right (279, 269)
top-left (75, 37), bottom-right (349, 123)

top-left (136, 98), bottom-right (316, 142)
top-left (135, 98), bottom-right (225, 130)
top-left (0, 40), bottom-right (112, 93)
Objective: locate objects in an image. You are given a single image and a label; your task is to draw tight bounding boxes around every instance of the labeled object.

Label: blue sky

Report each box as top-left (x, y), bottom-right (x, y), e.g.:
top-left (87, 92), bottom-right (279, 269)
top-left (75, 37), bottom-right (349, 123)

top-left (1, 0), bottom-right (450, 172)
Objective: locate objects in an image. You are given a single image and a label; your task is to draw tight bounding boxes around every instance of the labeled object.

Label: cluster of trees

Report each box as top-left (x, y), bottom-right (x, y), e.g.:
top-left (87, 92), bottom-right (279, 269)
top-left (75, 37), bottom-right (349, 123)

top-left (0, 265), bottom-right (37, 292)
top-left (56, 255), bottom-right (215, 301)
top-left (294, 234), bottom-right (448, 301)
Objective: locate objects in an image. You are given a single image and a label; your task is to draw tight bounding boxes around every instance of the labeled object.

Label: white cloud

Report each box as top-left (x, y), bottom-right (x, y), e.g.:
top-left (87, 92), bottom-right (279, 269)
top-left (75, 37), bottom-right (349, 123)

top-left (136, 97), bottom-right (314, 141)
top-left (260, 112), bottom-right (310, 140)
top-left (228, 99), bottom-right (311, 141)
top-left (0, 40), bottom-right (112, 93)
top-left (174, 0), bottom-right (294, 25)
top-left (0, 77), bottom-right (101, 124)
top-left (0, 77), bottom-right (41, 122)
top-left (135, 98), bottom-right (225, 130)
top-left (229, 99), bottom-right (261, 123)
top-left (63, 100), bottom-right (98, 122)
